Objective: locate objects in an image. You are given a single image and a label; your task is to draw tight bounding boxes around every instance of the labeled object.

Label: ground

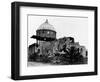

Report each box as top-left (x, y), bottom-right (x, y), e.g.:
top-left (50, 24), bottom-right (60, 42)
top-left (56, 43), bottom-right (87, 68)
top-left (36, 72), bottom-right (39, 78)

top-left (27, 61), bottom-right (53, 66)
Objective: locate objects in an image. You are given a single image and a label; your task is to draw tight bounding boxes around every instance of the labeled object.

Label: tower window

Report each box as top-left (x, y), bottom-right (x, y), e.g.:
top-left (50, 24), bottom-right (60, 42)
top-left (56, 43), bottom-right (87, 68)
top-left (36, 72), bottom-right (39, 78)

top-left (47, 31), bottom-right (49, 34)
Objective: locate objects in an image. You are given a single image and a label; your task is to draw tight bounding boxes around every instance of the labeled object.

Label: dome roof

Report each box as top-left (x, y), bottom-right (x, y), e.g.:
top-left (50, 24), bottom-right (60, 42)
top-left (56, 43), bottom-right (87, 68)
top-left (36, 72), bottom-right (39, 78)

top-left (37, 19), bottom-right (56, 31)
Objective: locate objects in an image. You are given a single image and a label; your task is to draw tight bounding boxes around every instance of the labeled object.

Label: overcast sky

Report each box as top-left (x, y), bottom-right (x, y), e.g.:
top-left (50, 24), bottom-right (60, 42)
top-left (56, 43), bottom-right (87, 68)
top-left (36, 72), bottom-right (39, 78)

top-left (28, 15), bottom-right (88, 49)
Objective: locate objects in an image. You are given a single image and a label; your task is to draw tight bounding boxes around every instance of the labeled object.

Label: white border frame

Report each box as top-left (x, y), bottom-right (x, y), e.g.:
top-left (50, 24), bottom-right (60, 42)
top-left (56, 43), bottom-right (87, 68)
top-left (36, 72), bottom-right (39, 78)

top-left (20, 6), bottom-right (95, 76)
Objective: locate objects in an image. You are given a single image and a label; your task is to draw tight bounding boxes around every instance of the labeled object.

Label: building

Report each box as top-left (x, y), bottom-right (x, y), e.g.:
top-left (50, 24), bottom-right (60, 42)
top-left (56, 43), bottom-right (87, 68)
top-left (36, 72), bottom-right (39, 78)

top-left (30, 19), bottom-right (57, 56)
top-left (28, 19), bottom-right (88, 64)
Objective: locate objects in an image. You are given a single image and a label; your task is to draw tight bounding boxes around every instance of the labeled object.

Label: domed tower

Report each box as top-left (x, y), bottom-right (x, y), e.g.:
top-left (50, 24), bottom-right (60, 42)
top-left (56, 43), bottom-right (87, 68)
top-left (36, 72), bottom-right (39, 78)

top-left (36, 19), bottom-right (56, 44)
top-left (30, 19), bottom-right (56, 56)
top-left (36, 19), bottom-right (56, 39)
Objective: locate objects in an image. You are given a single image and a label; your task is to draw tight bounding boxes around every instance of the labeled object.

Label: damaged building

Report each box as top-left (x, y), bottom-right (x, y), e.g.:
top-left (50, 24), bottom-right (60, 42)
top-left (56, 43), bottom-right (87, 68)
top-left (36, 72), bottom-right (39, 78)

top-left (28, 19), bottom-right (88, 65)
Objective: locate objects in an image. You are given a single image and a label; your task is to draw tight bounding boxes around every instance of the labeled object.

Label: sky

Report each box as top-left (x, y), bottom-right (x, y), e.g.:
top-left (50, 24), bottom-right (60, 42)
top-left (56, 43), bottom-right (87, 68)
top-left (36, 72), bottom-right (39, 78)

top-left (28, 15), bottom-right (88, 49)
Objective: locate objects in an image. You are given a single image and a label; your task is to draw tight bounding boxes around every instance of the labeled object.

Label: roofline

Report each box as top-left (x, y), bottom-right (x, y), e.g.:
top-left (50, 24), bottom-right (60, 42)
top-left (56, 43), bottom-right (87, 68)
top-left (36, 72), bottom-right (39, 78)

top-left (36, 29), bottom-right (56, 33)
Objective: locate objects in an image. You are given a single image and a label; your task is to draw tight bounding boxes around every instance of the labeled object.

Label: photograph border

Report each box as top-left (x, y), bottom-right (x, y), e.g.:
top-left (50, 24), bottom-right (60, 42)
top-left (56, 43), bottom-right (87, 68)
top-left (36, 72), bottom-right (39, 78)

top-left (11, 1), bottom-right (98, 80)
